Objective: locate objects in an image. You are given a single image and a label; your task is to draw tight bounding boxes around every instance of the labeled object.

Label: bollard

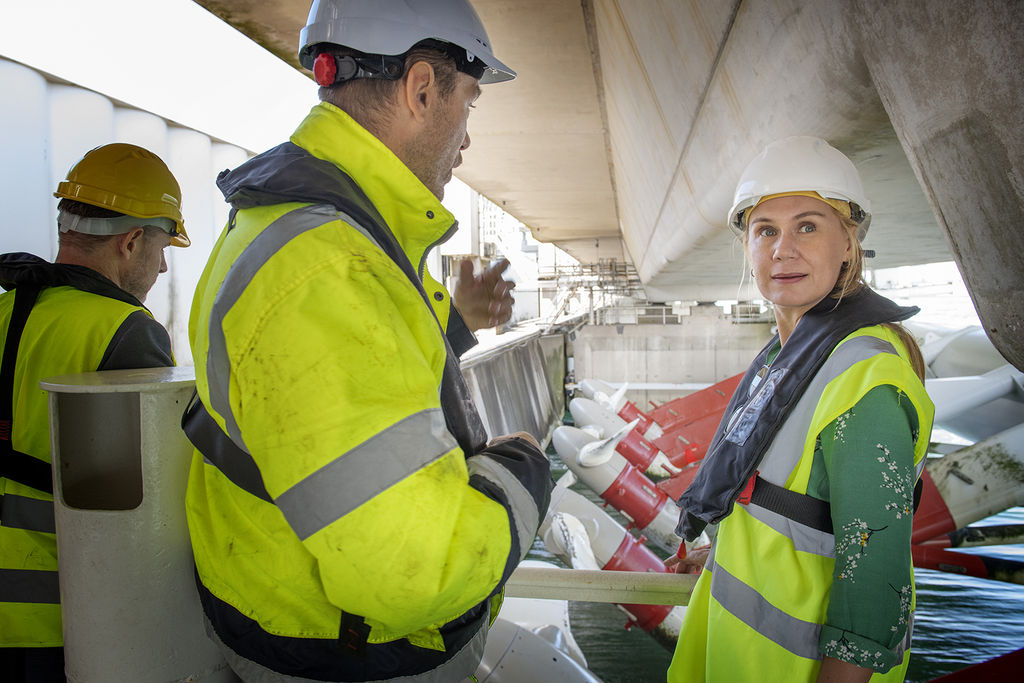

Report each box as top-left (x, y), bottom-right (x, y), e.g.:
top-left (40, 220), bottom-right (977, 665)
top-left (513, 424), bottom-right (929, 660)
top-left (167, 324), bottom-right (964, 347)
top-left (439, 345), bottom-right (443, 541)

top-left (43, 367), bottom-right (235, 683)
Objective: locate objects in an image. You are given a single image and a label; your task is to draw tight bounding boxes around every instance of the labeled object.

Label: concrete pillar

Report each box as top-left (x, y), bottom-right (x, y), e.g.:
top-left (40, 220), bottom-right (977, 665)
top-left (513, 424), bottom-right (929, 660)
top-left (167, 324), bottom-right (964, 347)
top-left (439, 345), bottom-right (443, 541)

top-left (848, 0), bottom-right (1024, 371)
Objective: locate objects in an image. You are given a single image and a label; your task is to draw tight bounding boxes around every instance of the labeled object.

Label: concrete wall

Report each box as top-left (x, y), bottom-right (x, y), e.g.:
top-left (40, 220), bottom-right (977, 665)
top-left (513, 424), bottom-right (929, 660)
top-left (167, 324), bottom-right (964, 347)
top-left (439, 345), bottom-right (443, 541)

top-left (0, 57), bottom-right (251, 366)
top-left (570, 304), bottom-right (773, 407)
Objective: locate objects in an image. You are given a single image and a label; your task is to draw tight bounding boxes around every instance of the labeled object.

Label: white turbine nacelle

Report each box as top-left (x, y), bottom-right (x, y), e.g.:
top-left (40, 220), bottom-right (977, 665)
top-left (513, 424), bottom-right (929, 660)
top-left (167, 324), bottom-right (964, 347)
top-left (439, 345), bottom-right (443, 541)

top-left (577, 419), bottom-right (639, 467)
top-left (547, 512), bottom-right (602, 571)
top-left (541, 473), bottom-right (684, 644)
top-left (568, 397), bottom-right (678, 478)
top-left (569, 396), bottom-right (625, 438)
top-left (551, 425), bottom-right (682, 554)
top-left (578, 378), bottom-right (630, 414)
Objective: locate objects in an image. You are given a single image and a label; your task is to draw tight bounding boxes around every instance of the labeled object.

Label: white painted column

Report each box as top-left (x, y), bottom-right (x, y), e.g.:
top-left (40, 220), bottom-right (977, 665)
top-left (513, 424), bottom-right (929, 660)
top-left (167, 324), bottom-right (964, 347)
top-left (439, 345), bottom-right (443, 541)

top-left (0, 59), bottom-right (53, 258)
top-left (47, 85), bottom-right (116, 258)
top-left (43, 367), bottom-right (235, 683)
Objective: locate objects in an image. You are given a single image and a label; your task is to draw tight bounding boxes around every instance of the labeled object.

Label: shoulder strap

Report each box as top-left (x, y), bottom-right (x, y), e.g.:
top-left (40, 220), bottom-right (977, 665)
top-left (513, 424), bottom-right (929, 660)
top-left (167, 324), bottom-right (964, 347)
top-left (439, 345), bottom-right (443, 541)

top-left (741, 465), bottom-right (923, 536)
top-left (0, 285), bottom-right (54, 494)
top-left (746, 474), bottom-right (833, 534)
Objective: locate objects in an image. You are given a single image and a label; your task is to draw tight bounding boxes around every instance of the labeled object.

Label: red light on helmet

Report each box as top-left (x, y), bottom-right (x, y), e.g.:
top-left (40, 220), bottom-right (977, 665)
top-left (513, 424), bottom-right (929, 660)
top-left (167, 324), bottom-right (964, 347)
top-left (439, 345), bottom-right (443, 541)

top-left (313, 53), bottom-right (337, 86)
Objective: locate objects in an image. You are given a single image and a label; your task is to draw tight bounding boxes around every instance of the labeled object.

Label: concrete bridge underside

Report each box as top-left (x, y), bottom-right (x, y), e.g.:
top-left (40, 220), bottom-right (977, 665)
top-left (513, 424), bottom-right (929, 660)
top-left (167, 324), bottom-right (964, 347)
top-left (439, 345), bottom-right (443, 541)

top-left (195, 0), bottom-right (1024, 371)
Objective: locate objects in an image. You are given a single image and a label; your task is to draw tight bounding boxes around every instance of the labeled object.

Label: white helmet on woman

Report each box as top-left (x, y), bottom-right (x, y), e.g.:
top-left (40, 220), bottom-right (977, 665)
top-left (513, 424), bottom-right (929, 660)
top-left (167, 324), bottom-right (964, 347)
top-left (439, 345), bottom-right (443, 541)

top-left (299, 0), bottom-right (515, 85)
top-left (728, 136), bottom-right (872, 241)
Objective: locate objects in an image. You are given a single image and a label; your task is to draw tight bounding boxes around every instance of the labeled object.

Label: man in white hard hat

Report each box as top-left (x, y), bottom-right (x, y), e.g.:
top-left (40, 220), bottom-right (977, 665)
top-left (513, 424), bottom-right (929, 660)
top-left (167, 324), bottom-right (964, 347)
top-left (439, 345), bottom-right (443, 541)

top-left (0, 143), bottom-right (187, 682)
top-left (183, 2), bottom-right (552, 681)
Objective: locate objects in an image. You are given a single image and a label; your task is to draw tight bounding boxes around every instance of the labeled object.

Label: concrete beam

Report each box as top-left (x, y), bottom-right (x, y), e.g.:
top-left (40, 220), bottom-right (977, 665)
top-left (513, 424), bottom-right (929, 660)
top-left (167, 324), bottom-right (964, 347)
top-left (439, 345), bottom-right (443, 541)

top-left (849, 0), bottom-right (1024, 371)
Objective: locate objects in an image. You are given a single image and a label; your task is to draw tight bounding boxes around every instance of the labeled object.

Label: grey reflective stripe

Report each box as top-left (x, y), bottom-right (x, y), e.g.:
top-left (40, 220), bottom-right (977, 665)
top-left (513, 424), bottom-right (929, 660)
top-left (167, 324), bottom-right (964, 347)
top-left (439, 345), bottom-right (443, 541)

top-left (708, 559), bottom-right (822, 660)
top-left (276, 409), bottom-right (457, 540)
top-left (207, 204), bottom-right (369, 451)
top-left (0, 567), bottom-right (60, 604)
top-left (467, 454), bottom-right (542, 559)
top-left (759, 335), bottom-right (898, 484)
top-left (741, 503), bottom-right (834, 557)
top-left (896, 613), bottom-right (913, 660)
top-left (0, 493), bottom-right (55, 533)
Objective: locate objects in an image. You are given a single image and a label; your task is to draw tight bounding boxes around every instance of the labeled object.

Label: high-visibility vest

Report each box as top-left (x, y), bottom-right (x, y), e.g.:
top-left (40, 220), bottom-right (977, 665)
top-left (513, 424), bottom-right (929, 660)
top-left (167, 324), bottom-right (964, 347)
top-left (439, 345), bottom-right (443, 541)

top-left (0, 285), bottom-right (156, 647)
top-left (670, 325), bottom-right (933, 682)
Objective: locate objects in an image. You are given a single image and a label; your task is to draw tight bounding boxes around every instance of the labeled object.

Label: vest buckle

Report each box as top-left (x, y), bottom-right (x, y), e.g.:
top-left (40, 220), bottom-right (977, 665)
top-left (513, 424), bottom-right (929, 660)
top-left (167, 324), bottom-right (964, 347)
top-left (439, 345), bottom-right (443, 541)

top-left (737, 471), bottom-right (759, 505)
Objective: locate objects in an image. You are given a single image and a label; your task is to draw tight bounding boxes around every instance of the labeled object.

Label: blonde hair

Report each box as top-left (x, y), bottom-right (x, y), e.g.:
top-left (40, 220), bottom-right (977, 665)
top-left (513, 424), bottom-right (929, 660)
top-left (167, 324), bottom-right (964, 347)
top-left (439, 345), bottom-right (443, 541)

top-left (821, 214), bottom-right (927, 380)
top-left (829, 213), bottom-right (866, 300)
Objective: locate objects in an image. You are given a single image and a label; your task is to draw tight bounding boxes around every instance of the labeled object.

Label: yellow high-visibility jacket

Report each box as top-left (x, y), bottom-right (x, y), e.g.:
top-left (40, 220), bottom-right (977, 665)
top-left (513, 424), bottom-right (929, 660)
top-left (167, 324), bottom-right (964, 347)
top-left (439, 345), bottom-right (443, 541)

top-left (184, 102), bottom-right (551, 681)
top-left (0, 256), bottom-right (172, 647)
top-left (670, 324), bottom-right (933, 682)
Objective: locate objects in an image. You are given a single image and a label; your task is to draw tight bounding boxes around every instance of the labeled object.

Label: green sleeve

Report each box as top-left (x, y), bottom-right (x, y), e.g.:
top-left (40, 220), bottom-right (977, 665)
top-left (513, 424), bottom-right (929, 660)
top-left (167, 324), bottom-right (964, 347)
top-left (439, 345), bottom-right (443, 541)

top-left (813, 384), bottom-right (919, 672)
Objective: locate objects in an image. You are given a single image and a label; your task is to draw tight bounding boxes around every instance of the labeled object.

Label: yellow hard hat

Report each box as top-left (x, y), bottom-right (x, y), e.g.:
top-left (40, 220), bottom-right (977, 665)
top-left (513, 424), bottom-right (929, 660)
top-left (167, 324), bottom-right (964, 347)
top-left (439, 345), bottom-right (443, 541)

top-left (54, 143), bottom-right (190, 247)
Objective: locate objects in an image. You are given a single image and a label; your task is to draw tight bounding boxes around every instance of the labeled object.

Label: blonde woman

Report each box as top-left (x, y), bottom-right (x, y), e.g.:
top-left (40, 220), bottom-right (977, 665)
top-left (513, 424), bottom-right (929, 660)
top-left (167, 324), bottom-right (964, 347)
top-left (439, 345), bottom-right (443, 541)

top-left (668, 137), bottom-right (934, 682)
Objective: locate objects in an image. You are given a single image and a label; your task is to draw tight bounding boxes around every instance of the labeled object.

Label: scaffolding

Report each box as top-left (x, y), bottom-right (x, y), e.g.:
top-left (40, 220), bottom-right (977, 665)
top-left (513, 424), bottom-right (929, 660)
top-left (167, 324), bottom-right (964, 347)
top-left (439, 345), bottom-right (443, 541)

top-left (539, 259), bottom-right (646, 325)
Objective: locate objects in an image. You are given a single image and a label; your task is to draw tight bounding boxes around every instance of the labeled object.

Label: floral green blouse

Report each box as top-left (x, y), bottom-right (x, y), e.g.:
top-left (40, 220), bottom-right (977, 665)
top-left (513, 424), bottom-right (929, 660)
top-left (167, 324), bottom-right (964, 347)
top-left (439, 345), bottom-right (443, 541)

top-left (805, 383), bottom-right (921, 671)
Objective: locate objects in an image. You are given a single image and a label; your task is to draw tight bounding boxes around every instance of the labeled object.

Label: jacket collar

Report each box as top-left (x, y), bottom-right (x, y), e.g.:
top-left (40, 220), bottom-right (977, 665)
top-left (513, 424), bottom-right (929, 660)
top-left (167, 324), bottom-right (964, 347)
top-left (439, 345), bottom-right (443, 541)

top-left (289, 102), bottom-right (457, 268)
top-left (0, 252), bottom-right (143, 307)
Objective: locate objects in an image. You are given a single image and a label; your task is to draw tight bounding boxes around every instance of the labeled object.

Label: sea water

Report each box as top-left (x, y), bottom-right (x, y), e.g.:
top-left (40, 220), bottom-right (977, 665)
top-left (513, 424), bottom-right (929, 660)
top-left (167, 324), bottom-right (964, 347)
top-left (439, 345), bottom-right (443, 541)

top-left (528, 450), bottom-right (1024, 682)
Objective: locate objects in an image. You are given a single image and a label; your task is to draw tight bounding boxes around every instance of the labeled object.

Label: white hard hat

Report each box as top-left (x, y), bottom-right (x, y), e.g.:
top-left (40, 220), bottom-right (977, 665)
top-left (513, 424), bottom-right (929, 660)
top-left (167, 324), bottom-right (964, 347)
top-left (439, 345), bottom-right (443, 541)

top-left (727, 136), bottom-right (872, 241)
top-left (299, 0), bottom-right (515, 84)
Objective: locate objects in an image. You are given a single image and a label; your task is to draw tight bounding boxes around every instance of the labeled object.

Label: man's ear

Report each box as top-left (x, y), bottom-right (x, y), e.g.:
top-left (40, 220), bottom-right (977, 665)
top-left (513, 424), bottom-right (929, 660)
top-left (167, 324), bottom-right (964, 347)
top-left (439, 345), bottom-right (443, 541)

top-left (116, 227), bottom-right (146, 259)
top-left (401, 60), bottom-right (437, 125)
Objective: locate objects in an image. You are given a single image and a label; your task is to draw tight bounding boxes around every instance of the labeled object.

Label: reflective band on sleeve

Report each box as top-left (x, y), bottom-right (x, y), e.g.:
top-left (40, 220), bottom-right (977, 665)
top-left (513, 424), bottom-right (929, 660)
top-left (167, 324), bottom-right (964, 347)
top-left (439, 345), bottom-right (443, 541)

top-left (206, 205), bottom-right (371, 450)
top-left (0, 493), bottom-right (55, 534)
top-left (0, 567), bottom-right (61, 604)
top-left (276, 409), bottom-right (457, 541)
top-left (709, 560), bottom-right (822, 660)
top-left (466, 455), bottom-right (541, 557)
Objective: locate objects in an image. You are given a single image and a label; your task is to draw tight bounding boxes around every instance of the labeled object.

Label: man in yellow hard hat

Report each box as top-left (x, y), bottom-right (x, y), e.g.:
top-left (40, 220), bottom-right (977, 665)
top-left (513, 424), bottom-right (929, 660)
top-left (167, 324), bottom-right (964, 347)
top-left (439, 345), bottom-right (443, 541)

top-left (183, 1), bottom-right (552, 681)
top-left (0, 142), bottom-right (189, 682)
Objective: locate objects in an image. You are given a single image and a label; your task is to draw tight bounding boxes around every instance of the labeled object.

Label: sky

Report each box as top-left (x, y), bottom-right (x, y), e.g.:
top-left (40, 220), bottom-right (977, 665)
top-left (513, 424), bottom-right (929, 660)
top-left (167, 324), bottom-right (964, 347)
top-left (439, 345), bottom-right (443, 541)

top-left (0, 0), bottom-right (315, 153)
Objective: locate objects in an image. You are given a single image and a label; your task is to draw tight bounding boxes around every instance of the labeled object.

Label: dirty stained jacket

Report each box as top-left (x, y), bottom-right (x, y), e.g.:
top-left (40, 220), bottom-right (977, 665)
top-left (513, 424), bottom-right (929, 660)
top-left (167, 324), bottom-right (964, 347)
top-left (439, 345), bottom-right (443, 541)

top-left (184, 102), bottom-right (552, 681)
